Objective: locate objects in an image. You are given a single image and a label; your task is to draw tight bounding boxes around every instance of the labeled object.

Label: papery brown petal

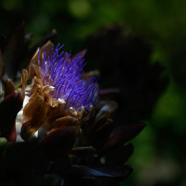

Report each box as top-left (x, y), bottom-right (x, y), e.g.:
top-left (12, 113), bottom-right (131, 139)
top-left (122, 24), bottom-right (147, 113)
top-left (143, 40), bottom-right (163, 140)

top-left (0, 92), bottom-right (23, 141)
top-left (31, 41), bottom-right (54, 65)
top-left (65, 108), bottom-right (82, 119)
top-left (44, 126), bottom-right (76, 159)
top-left (32, 64), bottom-right (42, 79)
top-left (28, 41), bottom-right (54, 79)
top-left (4, 79), bottom-right (15, 98)
top-left (100, 123), bottom-right (146, 153)
top-left (43, 93), bottom-right (54, 106)
top-left (42, 85), bottom-right (55, 94)
top-left (70, 146), bottom-right (96, 156)
top-left (22, 93), bottom-right (49, 135)
top-left (31, 78), bottom-right (40, 94)
top-left (46, 103), bottom-right (66, 125)
top-left (37, 103), bottom-right (77, 138)
top-left (41, 40), bottom-right (54, 62)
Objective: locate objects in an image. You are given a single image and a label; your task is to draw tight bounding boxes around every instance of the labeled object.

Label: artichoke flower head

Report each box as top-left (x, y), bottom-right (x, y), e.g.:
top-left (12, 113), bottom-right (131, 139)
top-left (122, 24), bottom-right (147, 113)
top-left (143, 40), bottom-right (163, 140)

top-left (21, 41), bottom-right (100, 139)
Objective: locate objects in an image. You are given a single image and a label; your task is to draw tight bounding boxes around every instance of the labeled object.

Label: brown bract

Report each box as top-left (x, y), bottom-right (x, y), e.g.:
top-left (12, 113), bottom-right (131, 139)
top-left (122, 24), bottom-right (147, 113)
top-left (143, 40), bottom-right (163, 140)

top-left (22, 93), bottom-right (50, 135)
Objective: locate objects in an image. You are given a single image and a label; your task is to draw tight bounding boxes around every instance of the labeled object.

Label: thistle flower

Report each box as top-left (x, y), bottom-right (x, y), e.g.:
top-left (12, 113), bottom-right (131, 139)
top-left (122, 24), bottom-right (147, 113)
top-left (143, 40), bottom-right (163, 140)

top-left (21, 41), bottom-right (100, 138)
top-left (34, 43), bottom-right (99, 111)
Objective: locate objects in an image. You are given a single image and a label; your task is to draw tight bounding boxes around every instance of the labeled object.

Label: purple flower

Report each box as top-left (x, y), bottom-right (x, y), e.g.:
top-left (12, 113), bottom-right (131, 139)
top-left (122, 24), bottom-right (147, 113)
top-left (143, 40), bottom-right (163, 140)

top-left (37, 44), bottom-right (100, 111)
top-left (20, 42), bottom-right (101, 137)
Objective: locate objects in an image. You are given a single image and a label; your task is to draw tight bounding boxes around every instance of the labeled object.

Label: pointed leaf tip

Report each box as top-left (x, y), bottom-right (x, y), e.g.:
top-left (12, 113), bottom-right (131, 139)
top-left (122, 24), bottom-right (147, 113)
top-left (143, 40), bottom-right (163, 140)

top-left (101, 122), bottom-right (146, 152)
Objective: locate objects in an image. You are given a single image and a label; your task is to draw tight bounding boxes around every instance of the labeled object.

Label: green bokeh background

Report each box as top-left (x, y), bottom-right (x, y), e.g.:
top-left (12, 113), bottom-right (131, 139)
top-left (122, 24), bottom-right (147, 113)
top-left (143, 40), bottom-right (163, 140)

top-left (1, 0), bottom-right (186, 185)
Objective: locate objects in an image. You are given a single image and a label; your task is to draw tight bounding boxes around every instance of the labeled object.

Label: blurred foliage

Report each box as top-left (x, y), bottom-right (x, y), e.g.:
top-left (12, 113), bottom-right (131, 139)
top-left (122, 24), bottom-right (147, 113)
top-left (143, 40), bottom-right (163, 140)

top-left (0, 0), bottom-right (186, 185)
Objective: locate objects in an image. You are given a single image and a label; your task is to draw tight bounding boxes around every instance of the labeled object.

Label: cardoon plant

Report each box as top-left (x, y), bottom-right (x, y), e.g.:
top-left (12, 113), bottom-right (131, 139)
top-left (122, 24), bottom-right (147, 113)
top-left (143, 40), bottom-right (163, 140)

top-left (0, 24), bottom-right (148, 186)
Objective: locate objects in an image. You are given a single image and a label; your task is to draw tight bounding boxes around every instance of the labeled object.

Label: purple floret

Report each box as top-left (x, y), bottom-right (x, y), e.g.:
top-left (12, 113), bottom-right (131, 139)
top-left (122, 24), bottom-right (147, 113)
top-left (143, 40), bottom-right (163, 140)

top-left (37, 44), bottom-right (100, 111)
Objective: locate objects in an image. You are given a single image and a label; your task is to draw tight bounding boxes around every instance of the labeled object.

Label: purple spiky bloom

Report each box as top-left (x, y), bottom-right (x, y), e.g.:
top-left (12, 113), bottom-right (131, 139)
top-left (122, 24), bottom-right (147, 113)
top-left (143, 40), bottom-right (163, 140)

top-left (37, 44), bottom-right (100, 111)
